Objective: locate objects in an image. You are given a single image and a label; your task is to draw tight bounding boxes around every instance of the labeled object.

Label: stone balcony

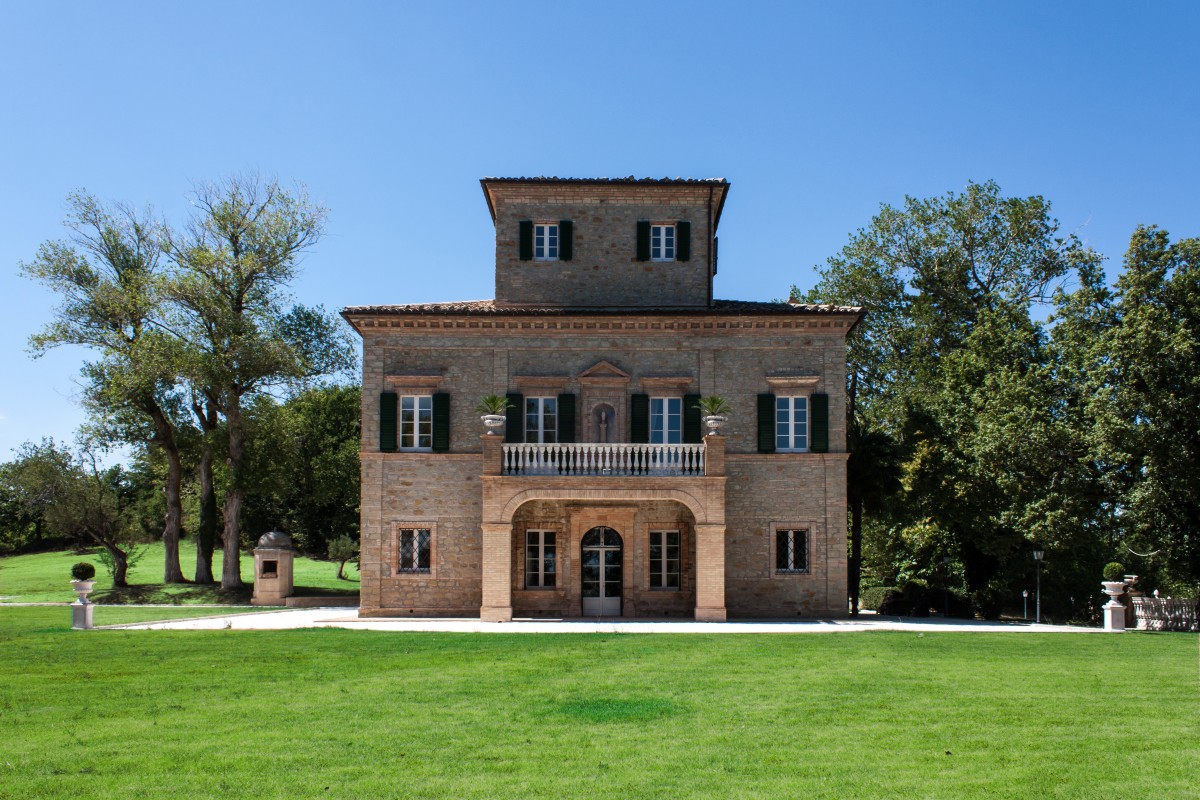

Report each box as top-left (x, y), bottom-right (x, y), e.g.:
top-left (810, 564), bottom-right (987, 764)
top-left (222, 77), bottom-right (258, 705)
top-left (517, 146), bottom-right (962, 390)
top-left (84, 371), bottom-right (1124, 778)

top-left (482, 435), bottom-right (724, 478)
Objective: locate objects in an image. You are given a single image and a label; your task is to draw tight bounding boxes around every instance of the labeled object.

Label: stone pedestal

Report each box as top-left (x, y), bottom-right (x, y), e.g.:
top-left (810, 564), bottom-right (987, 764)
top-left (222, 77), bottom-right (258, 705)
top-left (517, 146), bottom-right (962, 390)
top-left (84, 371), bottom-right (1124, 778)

top-left (1103, 602), bottom-right (1126, 632)
top-left (71, 602), bottom-right (94, 630)
top-left (252, 530), bottom-right (296, 606)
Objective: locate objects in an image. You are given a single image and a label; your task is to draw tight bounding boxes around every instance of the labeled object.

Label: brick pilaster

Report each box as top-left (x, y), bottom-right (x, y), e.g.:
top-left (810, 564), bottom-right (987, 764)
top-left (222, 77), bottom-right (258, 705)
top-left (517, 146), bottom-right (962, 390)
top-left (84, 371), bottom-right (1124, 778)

top-left (480, 522), bottom-right (513, 621)
top-left (694, 523), bottom-right (727, 621)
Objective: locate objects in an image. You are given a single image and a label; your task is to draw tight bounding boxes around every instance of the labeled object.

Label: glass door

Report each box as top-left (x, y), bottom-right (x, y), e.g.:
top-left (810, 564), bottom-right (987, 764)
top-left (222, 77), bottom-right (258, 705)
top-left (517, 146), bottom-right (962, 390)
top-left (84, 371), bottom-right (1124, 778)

top-left (581, 526), bottom-right (622, 616)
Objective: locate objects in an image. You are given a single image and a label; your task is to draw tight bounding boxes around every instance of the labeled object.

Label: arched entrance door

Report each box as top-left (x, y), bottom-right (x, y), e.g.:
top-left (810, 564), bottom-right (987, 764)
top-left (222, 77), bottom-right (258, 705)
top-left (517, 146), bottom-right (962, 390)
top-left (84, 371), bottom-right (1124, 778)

top-left (581, 526), bottom-right (622, 616)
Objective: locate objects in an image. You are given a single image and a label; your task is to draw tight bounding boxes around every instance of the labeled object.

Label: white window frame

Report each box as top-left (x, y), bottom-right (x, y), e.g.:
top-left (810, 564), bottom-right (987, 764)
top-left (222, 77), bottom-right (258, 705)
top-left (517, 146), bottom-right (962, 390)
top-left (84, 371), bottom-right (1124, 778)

top-left (776, 395), bottom-right (809, 452)
top-left (650, 224), bottom-right (675, 261)
top-left (399, 395), bottom-right (433, 451)
top-left (775, 528), bottom-right (809, 574)
top-left (524, 396), bottom-right (558, 444)
top-left (534, 223), bottom-right (559, 261)
top-left (648, 530), bottom-right (681, 590)
top-left (396, 527), bottom-right (432, 574)
top-left (525, 530), bottom-right (557, 589)
top-left (649, 397), bottom-right (682, 444)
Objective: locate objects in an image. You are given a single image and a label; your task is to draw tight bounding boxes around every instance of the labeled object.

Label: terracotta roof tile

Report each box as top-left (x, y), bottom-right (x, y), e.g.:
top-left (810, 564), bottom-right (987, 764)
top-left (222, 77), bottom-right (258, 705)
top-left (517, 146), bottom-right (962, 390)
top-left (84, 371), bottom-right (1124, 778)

top-left (342, 299), bottom-right (863, 316)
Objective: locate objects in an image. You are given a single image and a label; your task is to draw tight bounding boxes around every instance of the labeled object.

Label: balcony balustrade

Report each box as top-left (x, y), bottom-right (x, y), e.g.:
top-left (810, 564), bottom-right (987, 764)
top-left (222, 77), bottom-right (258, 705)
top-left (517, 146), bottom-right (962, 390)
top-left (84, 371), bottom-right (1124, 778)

top-left (501, 442), bottom-right (706, 477)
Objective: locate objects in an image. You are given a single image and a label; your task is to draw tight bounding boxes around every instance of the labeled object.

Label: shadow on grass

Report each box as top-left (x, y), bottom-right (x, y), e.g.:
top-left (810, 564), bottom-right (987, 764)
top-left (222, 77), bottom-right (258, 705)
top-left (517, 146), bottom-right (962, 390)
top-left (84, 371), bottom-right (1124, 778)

top-left (91, 584), bottom-right (359, 605)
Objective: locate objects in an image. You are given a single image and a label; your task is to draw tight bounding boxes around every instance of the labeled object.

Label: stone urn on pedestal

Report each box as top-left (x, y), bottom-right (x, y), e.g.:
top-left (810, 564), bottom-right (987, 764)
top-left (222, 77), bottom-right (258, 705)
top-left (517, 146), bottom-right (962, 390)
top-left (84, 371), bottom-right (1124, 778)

top-left (1101, 561), bottom-right (1128, 632)
top-left (696, 396), bottom-right (732, 434)
top-left (70, 561), bottom-right (97, 630)
top-left (475, 395), bottom-right (511, 436)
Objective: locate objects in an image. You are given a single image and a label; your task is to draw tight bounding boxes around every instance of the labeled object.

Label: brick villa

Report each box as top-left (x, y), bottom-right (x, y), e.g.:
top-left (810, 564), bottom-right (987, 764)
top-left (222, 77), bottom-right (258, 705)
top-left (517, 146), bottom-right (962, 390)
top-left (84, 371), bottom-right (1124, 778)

top-left (341, 177), bottom-right (862, 621)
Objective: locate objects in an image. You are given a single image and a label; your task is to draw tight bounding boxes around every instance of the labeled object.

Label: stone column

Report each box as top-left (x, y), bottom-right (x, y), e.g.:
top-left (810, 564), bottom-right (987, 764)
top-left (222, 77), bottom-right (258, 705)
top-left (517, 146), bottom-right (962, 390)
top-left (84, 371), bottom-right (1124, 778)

top-left (480, 522), bottom-right (513, 622)
top-left (694, 523), bottom-right (727, 621)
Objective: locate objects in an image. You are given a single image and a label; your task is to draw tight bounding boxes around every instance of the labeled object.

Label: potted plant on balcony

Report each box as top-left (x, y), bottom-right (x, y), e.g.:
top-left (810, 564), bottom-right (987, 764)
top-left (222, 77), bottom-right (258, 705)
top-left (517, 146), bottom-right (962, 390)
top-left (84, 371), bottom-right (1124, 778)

top-left (70, 561), bottom-right (96, 604)
top-left (475, 395), bottom-right (512, 435)
top-left (696, 396), bottom-right (731, 433)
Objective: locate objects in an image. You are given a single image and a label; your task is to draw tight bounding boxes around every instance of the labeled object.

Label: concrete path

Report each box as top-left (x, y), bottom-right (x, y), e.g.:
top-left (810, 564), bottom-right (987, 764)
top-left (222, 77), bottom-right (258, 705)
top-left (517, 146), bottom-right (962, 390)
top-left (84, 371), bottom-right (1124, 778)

top-left (105, 607), bottom-right (1105, 634)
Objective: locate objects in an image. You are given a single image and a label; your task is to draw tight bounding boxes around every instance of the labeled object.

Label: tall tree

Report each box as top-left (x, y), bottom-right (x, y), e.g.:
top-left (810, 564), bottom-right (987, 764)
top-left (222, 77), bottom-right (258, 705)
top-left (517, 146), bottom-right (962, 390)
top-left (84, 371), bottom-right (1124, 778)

top-left (1099, 227), bottom-right (1200, 591)
top-left (803, 181), bottom-right (1104, 616)
top-left (165, 176), bottom-right (355, 589)
top-left (20, 193), bottom-right (190, 582)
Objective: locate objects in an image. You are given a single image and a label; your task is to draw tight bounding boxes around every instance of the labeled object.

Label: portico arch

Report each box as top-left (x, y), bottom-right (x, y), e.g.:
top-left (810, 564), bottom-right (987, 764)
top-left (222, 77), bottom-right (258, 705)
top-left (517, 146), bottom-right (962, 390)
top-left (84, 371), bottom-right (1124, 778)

top-left (495, 486), bottom-right (712, 526)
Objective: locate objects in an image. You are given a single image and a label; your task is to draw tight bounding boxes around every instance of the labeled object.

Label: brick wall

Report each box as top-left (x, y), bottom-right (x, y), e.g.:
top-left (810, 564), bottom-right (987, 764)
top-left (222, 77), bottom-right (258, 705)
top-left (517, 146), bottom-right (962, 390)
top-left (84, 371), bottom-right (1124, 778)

top-left (488, 184), bottom-right (718, 307)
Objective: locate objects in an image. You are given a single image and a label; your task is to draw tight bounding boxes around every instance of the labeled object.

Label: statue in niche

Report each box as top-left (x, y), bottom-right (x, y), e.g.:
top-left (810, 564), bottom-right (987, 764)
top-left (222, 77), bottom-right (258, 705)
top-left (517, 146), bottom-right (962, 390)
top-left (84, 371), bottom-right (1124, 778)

top-left (593, 404), bottom-right (615, 444)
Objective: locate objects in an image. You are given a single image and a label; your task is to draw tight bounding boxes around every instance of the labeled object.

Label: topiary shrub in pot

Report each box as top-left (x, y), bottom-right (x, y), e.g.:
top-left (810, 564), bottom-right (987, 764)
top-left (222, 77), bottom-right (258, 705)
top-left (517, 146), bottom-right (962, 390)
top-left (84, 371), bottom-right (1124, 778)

top-left (1102, 562), bottom-right (1126, 582)
top-left (70, 561), bottom-right (96, 604)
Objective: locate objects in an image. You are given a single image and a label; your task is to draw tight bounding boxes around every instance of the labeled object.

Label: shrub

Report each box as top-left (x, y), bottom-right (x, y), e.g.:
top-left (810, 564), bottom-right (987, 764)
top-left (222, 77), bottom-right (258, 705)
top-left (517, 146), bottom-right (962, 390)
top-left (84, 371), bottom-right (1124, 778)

top-left (474, 395), bottom-right (511, 415)
top-left (1102, 562), bottom-right (1126, 582)
top-left (70, 562), bottom-right (95, 581)
top-left (859, 586), bottom-right (898, 612)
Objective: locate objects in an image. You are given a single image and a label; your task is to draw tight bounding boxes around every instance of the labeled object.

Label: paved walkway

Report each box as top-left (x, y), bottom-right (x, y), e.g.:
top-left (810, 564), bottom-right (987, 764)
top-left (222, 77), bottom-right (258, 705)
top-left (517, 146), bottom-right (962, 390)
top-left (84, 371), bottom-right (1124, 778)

top-left (105, 607), bottom-right (1105, 633)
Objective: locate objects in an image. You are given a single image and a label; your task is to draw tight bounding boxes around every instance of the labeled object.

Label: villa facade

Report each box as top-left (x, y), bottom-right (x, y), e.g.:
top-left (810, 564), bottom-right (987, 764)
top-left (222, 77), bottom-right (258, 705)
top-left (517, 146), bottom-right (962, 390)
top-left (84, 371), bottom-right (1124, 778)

top-left (342, 177), bottom-right (862, 621)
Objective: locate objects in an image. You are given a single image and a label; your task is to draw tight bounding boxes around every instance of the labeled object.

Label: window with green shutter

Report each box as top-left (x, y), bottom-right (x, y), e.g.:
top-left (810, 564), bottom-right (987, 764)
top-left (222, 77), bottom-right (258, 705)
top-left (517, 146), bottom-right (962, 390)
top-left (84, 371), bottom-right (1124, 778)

top-left (682, 393), bottom-right (702, 443)
top-left (559, 220), bottom-right (573, 261)
top-left (810, 393), bottom-right (829, 453)
top-left (676, 220), bottom-right (691, 262)
top-left (636, 221), bottom-right (651, 261)
top-left (757, 393), bottom-right (776, 453)
top-left (380, 392), bottom-right (398, 452)
top-left (557, 393), bottom-right (576, 443)
top-left (504, 393), bottom-right (524, 443)
top-left (518, 221), bottom-right (533, 261)
top-left (431, 393), bottom-right (450, 453)
top-left (630, 393), bottom-right (650, 443)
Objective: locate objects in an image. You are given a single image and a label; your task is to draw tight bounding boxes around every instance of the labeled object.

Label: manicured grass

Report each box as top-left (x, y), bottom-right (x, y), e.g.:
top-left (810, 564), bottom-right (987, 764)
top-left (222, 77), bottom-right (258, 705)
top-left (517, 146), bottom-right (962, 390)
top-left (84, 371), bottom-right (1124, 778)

top-left (93, 606), bottom-right (278, 626)
top-left (0, 542), bottom-right (358, 604)
top-left (0, 607), bottom-right (1195, 799)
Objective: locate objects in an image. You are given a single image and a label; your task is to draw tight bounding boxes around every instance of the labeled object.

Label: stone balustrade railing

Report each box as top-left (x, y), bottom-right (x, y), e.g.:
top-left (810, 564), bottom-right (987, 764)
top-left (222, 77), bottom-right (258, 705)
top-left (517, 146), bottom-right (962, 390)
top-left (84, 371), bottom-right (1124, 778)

top-left (501, 442), bottom-right (706, 476)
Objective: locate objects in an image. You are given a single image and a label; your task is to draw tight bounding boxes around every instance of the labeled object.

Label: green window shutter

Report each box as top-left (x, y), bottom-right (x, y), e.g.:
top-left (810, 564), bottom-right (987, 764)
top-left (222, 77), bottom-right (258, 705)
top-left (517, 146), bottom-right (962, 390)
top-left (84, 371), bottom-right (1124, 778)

top-left (431, 392), bottom-right (451, 453)
top-left (810, 393), bottom-right (829, 453)
top-left (380, 392), bottom-right (398, 452)
top-left (682, 393), bottom-right (702, 443)
top-left (636, 221), bottom-right (651, 261)
top-left (757, 393), bottom-right (776, 453)
top-left (630, 393), bottom-right (649, 443)
top-left (518, 220), bottom-right (533, 261)
top-left (504, 393), bottom-right (524, 443)
top-left (676, 220), bottom-right (691, 261)
top-left (559, 220), bottom-right (573, 261)
top-left (557, 393), bottom-right (576, 443)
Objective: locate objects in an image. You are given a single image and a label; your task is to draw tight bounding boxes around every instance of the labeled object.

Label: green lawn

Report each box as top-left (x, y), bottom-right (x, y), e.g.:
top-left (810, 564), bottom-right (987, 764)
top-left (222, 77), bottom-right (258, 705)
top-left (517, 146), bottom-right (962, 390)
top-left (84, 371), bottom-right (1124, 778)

top-left (0, 607), bottom-right (1195, 799)
top-left (0, 542), bottom-right (358, 604)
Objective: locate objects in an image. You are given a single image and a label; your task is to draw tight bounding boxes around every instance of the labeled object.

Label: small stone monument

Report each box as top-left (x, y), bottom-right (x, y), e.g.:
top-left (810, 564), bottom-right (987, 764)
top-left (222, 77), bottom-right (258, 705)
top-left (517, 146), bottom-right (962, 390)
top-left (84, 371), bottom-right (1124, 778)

top-left (252, 530), bottom-right (295, 606)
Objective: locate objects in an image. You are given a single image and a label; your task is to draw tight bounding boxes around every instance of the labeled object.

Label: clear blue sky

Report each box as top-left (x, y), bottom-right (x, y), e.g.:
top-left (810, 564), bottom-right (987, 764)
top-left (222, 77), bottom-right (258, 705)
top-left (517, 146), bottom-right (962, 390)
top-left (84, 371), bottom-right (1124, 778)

top-left (2, 1), bottom-right (1198, 459)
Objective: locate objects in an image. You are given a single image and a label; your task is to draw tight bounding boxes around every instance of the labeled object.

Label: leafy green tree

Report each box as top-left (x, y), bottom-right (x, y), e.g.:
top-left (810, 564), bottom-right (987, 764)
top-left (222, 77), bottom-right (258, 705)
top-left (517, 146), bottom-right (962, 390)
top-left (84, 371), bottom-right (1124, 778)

top-left (165, 176), bottom-right (356, 589)
top-left (20, 193), bottom-right (191, 582)
top-left (0, 440), bottom-right (78, 553)
top-left (240, 385), bottom-right (360, 556)
top-left (327, 535), bottom-right (359, 581)
top-left (1099, 227), bottom-right (1200, 591)
top-left (803, 181), bottom-right (1103, 617)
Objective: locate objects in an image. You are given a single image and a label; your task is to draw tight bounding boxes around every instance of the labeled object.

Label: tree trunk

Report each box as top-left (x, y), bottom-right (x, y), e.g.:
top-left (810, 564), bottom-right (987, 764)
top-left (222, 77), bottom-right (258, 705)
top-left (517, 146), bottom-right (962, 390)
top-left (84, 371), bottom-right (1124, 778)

top-left (220, 397), bottom-right (245, 590)
top-left (194, 449), bottom-right (217, 585)
top-left (149, 405), bottom-right (186, 584)
top-left (108, 544), bottom-right (130, 587)
top-left (849, 497), bottom-right (863, 617)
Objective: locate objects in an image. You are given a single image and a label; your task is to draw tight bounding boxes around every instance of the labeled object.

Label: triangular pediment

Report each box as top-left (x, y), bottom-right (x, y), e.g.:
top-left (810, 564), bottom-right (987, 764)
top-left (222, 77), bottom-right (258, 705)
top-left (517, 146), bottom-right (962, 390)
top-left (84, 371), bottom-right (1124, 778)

top-left (578, 360), bottom-right (630, 380)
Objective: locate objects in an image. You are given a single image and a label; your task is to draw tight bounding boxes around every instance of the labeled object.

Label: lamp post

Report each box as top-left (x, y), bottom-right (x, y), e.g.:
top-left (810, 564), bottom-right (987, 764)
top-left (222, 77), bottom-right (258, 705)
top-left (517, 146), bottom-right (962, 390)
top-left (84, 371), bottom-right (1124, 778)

top-left (940, 556), bottom-right (950, 616)
top-left (1022, 589), bottom-right (1028, 621)
top-left (1032, 549), bottom-right (1044, 624)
